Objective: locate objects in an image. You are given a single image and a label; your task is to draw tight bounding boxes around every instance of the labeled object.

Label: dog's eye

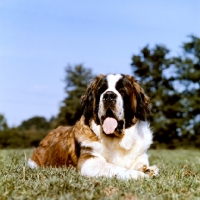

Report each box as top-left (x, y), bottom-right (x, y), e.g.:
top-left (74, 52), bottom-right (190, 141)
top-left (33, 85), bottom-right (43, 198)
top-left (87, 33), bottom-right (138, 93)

top-left (98, 84), bottom-right (107, 95)
top-left (119, 89), bottom-right (126, 97)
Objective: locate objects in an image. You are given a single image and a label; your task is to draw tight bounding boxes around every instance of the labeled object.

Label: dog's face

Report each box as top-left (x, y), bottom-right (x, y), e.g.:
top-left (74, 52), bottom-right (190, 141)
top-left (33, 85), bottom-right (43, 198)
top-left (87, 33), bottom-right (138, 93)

top-left (81, 74), bottom-right (150, 137)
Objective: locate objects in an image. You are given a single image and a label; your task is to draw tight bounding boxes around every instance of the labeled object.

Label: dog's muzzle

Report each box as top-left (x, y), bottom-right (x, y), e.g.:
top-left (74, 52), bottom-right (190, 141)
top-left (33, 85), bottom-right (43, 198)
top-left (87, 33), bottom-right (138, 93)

top-left (103, 91), bottom-right (117, 108)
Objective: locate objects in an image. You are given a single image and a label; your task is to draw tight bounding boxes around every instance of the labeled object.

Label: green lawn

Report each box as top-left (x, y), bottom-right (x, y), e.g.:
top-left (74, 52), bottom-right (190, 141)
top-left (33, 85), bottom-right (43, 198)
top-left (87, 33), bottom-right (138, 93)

top-left (0, 149), bottom-right (200, 200)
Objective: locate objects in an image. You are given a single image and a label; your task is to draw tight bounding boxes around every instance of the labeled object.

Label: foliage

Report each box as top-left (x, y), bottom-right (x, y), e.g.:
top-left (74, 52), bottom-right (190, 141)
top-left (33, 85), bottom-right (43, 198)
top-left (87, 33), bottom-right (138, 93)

top-left (0, 116), bottom-right (51, 148)
top-left (173, 36), bottom-right (200, 139)
top-left (0, 149), bottom-right (199, 199)
top-left (0, 128), bottom-right (47, 148)
top-left (57, 64), bottom-right (94, 126)
top-left (19, 116), bottom-right (50, 131)
top-left (0, 114), bottom-right (8, 131)
top-left (131, 35), bottom-right (200, 148)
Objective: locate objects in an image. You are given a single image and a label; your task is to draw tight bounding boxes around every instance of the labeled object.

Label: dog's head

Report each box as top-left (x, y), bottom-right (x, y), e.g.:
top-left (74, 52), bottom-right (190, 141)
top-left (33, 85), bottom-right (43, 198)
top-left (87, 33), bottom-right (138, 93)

top-left (81, 74), bottom-right (150, 137)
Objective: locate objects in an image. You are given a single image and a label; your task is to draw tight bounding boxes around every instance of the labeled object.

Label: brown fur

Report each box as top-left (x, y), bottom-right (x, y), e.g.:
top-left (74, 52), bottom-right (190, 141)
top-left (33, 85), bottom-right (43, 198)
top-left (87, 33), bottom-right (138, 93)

top-left (125, 75), bottom-right (150, 121)
top-left (30, 116), bottom-right (98, 168)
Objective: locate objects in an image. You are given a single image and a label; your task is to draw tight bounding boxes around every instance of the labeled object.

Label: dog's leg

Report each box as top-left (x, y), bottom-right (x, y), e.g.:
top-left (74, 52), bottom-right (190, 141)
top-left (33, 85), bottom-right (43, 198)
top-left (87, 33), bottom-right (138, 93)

top-left (79, 156), bottom-right (148, 179)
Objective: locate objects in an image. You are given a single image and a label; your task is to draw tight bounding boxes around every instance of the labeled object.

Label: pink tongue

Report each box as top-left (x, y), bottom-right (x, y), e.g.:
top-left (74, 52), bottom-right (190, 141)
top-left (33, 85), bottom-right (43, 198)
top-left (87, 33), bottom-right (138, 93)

top-left (102, 117), bottom-right (118, 134)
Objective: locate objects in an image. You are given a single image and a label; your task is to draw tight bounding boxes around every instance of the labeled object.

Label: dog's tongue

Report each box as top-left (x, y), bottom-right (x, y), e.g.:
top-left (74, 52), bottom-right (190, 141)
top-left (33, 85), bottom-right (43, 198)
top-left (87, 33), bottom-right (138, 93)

top-left (103, 117), bottom-right (118, 134)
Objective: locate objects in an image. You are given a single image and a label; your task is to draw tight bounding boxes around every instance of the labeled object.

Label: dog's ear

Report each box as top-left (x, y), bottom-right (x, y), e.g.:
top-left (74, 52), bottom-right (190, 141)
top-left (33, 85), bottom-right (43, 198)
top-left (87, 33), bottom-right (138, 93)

top-left (80, 87), bottom-right (94, 124)
top-left (125, 75), bottom-right (150, 121)
top-left (81, 74), bottom-right (104, 125)
top-left (133, 81), bottom-right (150, 121)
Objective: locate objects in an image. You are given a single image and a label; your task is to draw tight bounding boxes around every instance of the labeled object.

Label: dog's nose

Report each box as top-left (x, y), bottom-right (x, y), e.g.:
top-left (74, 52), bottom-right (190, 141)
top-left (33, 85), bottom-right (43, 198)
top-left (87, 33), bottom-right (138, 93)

top-left (103, 91), bottom-right (117, 102)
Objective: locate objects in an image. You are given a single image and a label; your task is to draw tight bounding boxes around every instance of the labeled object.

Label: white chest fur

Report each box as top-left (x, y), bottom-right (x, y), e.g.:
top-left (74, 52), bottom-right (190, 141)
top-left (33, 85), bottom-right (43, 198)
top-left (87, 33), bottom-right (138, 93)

top-left (91, 120), bottom-right (153, 170)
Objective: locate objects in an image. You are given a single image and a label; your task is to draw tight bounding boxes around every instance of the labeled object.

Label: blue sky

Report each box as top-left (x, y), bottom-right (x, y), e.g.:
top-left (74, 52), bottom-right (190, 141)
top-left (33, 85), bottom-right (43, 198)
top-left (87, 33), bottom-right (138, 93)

top-left (0, 0), bottom-right (200, 126)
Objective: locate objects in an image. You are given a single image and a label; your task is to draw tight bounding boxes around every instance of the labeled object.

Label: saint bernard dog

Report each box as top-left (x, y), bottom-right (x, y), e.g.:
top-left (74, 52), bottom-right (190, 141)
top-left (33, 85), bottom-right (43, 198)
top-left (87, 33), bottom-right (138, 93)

top-left (28, 74), bottom-right (159, 179)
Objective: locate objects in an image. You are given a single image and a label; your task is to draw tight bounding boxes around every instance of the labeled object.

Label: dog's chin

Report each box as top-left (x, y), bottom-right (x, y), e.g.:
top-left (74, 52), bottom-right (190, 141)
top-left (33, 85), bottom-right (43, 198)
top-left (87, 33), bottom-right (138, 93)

top-left (101, 126), bottom-right (125, 138)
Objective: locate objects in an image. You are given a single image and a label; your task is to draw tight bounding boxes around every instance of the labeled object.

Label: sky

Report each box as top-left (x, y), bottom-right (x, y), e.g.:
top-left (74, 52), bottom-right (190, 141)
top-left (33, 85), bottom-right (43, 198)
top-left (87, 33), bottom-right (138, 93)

top-left (0, 0), bottom-right (200, 127)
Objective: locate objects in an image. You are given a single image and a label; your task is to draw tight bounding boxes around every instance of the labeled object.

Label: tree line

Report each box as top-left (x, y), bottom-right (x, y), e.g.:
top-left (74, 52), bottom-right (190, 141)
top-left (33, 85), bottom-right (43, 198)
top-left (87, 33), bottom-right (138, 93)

top-left (0, 35), bottom-right (199, 149)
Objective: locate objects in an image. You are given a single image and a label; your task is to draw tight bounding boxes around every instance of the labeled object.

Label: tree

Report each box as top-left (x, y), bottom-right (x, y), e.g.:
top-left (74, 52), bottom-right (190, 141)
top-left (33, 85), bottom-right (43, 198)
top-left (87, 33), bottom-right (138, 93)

top-left (131, 45), bottom-right (181, 147)
top-left (57, 64), bottom-right (94, 126)
top-left (131, 36), bottom-right (200, 148)
top-left (19, 116), bottom-right (50, 131)
top-left (172, 36), bottom-right (200, 147)
top-left (0, 114), bottom-right (8, 131)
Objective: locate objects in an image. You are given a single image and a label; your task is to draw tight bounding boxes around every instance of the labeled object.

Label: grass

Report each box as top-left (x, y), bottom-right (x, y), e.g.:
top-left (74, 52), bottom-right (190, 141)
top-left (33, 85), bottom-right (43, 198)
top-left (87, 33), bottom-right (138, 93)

top-left (0, 149), bottom-right (200, 200)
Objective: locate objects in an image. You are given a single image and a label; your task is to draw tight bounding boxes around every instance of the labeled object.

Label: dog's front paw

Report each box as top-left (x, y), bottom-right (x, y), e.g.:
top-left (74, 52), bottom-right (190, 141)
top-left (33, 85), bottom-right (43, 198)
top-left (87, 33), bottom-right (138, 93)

top-left (142, 165), bottom-right (159, 177)
top-left (121, 169), bottom-right (148, 180)
top-left (137, 170), bottom-right (149, 179)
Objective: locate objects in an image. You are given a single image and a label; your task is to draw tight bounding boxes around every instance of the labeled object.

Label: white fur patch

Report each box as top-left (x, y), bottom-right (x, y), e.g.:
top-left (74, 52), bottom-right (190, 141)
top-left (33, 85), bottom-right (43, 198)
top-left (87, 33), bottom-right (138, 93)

top-left (120, 121), bottom-right (152, 151)
top-left (28, 158), bottom-right (38, 169)
top-left (80, 156), bottom-right (147, 179)
top-left (81, 140), bottom-right (102, 152)
top-left (106, 74), bottom-right (122, 89)
top-left (91, 120), bottom-right (101, 137)
top-left (98, 74), bottom-right (124, 120)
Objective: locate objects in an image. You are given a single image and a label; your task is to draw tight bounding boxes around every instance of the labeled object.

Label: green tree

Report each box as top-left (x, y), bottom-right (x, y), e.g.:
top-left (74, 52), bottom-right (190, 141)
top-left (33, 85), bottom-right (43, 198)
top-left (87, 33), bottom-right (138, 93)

top-left (19, 116), bottom-right (50, 131)
top-left (172, 36), bottom-right (200, 147)
top-left (131, 36), bottom-right (200, 148)
top-left (0, 114), bottom-right (8, 131)
top-left (16, 116), bottom-right (50, 147)
top-left (57, 64), bottom-right (94, 126)
top-left (131, 45), bottom-right (186, 148)
top-left (131, 45), bottom-right (179, 148)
